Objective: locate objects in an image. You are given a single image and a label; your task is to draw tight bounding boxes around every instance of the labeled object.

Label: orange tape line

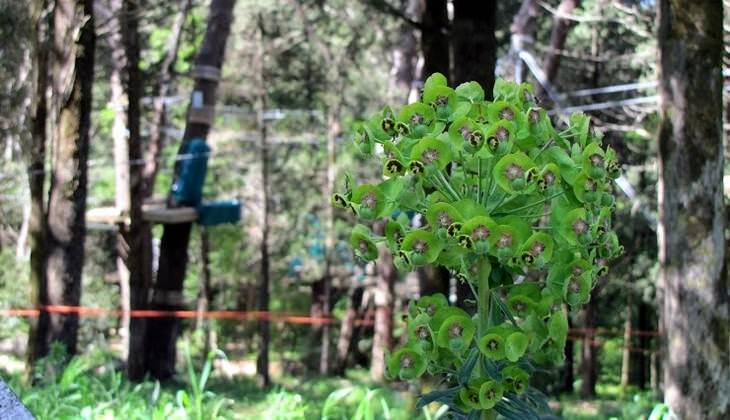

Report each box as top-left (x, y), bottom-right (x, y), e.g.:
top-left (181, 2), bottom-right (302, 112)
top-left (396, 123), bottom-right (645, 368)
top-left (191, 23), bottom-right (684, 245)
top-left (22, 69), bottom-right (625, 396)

top-left (0, 306), bottom-right (375, 326)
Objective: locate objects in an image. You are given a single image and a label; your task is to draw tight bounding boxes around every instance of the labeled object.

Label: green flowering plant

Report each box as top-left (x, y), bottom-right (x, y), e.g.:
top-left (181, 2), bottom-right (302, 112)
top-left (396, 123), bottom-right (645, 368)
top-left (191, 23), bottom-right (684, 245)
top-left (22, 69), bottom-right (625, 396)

top-left (334, 74), bottom-right (622, 419)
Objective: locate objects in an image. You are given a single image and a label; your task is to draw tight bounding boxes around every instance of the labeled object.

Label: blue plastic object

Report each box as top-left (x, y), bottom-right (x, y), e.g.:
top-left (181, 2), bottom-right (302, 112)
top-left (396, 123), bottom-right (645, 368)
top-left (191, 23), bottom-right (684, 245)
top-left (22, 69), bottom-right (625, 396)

top-left (170, 139), bottom-right (210, 206)
top-left (197, 200), bottom-right (241, 226)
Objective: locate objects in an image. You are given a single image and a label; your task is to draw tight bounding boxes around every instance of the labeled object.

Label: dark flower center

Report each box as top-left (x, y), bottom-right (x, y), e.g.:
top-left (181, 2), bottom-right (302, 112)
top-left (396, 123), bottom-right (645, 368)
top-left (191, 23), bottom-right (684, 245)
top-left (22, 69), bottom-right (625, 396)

top-left (496, 126), bottom-right (509, 141)
top-left (568, 279), bottom-right (581, 293)
top-left (448, 323), bottom-right (463, 337)
top-left (435, 96), bottom-right (449, 106)
top-left (437, 211), bottom-right (453, 227)
top-left (499, 107), bottom-right (514, 120)
top-left (362, 192), bottom-right (377, 209)
top-left (530, 241), bottom-right (545, 255)
top-left (422, 148), bottom-right (439, 164)
top-left (413, 239), bottom-right (428, 254)
top-left (426, 304), bottom-right (435, 315)
top-left (529, 109), bottom-right (540, 123)
top-left (505, 164), bottom-right (524, 180)
top-left (410, 113), bottom-right (424, 125)
top-left (590, 154), bottom-right (604, 167)
top-left (572, 219), bottom-right (588, 235)
top-left (400, 354), bottom-right (413, 368)
top-left (471, 225), bottom-right (490, 241)
top-left (497, 233), bottom-right (512, 248)
top-left (417, 326), bottom-right (429, 339)
top-left (488, 339), bottom-right (499, 350)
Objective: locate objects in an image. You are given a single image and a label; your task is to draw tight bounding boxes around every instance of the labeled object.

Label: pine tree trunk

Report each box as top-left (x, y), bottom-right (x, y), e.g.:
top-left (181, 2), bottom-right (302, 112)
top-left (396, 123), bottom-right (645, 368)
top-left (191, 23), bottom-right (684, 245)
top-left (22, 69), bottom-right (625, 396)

top-left (420, 0), bottom-right (449, 81)
top-left (507, 0), bottom-right (540, 82)
top-left (25, 0), bottom-right (50, 372)
top-left (657, 0), bottom-right (729, 417)
top-left (629, 301), bottom-right (651, 389)
top-left (561, 309), bottom-right (574, 393)
top-left (32, 0), bottom-right (95, 362)
top-left (389, 0), bottom-right (421, 102)
top-left (451, 0), bottom-right (496, 96)
top-left (620, 294), bottom-right (632, 388)
top-left (145, 0), bottom-right (235, 381)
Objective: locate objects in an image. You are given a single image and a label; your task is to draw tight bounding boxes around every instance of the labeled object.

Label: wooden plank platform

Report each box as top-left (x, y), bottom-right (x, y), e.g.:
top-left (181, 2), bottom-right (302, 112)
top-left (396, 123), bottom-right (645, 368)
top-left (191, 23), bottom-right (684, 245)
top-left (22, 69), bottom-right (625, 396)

top-left (86, 202), bottom-right (198, 226)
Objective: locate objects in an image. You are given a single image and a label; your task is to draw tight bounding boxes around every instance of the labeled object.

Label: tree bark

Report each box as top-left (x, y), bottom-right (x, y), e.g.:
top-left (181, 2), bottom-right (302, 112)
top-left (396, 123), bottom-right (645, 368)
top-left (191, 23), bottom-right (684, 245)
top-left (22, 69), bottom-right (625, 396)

top-left (535, 0), bottom-right (580, 97)
top-left (657, 0), bottom-right (729, 417)
top-left (334, 286), bottom-right (364, 375)
top-left (451, 0), bottom-right (496, 97)
top-left (31, 0), bottom-right (95, 363)
top-left (370, 235), bottom-right (396, 382)
top-left (507, 0), bottom-right (540, 82)
top-left (561, 309), bottom-right (575, 393)
top-left (255, 15), bottom-right (271, 387)
top-left (25, 0), bottom-right (50, 372)
top-left (629, 301), bottom-right (651, 389)
top-left (128, 0), bottom-right (191, 381)
top-left (420, 0), bottom-right (449, 82)
top-left (389, 0), bottom-right (421, 102)
top-left (579, 290), bottom-right (598, 398)
top-left (620, 294), bottom-right (632, 388)
top-left (145, 0), bottom-right (235, 381)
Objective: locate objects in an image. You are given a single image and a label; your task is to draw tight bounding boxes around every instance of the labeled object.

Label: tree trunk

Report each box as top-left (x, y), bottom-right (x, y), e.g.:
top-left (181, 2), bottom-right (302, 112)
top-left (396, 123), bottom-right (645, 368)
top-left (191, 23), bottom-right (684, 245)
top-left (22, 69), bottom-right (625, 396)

top-left (25, 0), bottom-right (50, 372)
top-left (255, 16), bottom-right (271, 387)
top-left (451, 0), bottom-right (496, 97)
top-left (620, 294), bottom-right (632, 388)
top-left (145, 0), bottom-right (235, 381)
top-left (306, 279), bottom-right (324, 372)
top-left (128, 0), bottom-right (191, 381)
top-left (370, 237), bottom-right (396, 381)
top-left (105, 0), bottom-right (141, 367)
top-left (561, 309), bottom-right (575, 393)
top-left (507, 0), bottom-right (540, 82)
top-left (657, 0), bottom-right (729, 417)
top-left (535, 0), bottom-right (580, 97)
top-left (579, 291), bottom-right (598, 398)
top-left (389, 0), bottom-right (421, 102)
top-left (334, 286), bottom-right (364, 375)
top-left (629, 301), bottom-right (651, 389)
top-left (31, 0), bottom-right (95, 363)
top-left (420, 0), bottom-right (449, 81)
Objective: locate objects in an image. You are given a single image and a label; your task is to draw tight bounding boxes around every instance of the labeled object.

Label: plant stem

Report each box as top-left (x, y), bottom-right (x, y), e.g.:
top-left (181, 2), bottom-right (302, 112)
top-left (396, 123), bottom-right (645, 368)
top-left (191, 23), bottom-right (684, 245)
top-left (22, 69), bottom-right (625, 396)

top-left (477, 159), bottom-right (482, 202)
top-left (496, 191), bottom-right (565, 215)
top-left (437, 170), bottom-right (461, 200)
top-left (476, 271), bottom-right (491, 380)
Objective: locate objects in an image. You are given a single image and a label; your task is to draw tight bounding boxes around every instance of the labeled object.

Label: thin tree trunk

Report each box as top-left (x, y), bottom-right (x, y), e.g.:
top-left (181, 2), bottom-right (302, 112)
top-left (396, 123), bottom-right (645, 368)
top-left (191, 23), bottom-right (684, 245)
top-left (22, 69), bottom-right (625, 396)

top-left (561, 309), bottom-right (574, 393)
top-left (620, 294), bottom-right (632, 388)
top-left (507, 0), bottom-right (540, 82)
top-left (334, 286), bottom-right (364, 375)
top-left (25, 0), bottom-right (50, 373)
top-left (451, 0), bottom-right (496, 95)
top-left (255, 15), bottom-right (271, 387)
top-left (629, 301), bottom-right (651, 389)
top-left (535, 0), bottom-right (580, 96)
top-left (579, 291), bottom-right (598, 398)
top-left (196, 227), bottom-right (213, 357)
top-left (128, 0), bottom-right (191, 381)
top-left (306, 279), bottom-right (324, 372)
top-left (420, 0), bottom-right (449, 81)
top-left (32, 0), bottom-right (95, 363)
top-left (145, 0), bottom-right (235, 381)
top-left (657, 0), bottom-right (729, 417)
top-left (371, 227), bottom-right (396, 381)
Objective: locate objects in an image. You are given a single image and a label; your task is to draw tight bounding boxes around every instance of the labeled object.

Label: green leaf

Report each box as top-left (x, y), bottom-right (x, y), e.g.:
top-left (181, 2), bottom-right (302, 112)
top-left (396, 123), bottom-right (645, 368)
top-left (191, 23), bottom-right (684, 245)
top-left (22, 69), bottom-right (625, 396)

top-left (455, 81), bottom-right (485, 102)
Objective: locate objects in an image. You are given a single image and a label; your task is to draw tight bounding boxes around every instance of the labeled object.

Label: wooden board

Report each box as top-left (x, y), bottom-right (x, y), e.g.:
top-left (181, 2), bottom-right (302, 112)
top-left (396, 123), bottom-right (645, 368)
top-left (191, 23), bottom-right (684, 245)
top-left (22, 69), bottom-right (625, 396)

top-left (86, 204), bottom-right (198, 225)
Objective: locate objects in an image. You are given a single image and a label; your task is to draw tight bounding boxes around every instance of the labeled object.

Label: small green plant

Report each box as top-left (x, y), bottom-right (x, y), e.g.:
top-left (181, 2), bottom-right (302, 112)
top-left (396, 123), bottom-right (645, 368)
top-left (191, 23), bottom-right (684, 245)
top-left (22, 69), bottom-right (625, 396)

top-left (334, 74), bottom-right (622, 419)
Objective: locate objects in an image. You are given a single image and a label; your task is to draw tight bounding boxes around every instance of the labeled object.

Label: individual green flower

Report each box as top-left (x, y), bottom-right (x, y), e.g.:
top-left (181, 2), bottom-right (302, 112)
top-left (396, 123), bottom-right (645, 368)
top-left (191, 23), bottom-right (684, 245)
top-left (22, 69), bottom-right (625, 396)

top-left (581, 143), bottom-right (606, 178)
top-left (537, 163), bottom-right (560, 192)
top-left (462, 256), bottom-right (492, 283)
top-left (488, 224), bottom-right (523, 263)
top-left (383, 158), bottom-right (406, 177)
top-left (410, 137), bottom-right (453, 170)
top-left (436, 312), bottom-right (475, 354)
top-left (501, 365), bottom-right (530, 395)
top-left (478, 326), bottom-right (511, 360)
top-left (565, 271), bottom-right (592, 307)
top-left (408, 314), bottom-right (436, 354)
top-left (548, 309), bottom-right (569, 348)
top-left (455, 80), bottom-right (485, 102)
top-left (331, 193), bottom-right (349, 209)
top-left (517, 83), bottom-right (536, 107)
top-left (352, 123), bottom-right (374, 154)
top-left (519, 232), bottom-right (554, 267)
top-left (402, 229), bottom-right (443, 266)
top-left (493, 152), bottom-right (537, 194)
top-left (559, 208), bottom-right (592, 245)
top-left (385, 220), bottom-right (405, 251)
top-left (414, 293), bottom-right (449, 317)
top-left (479, 381), bottom-right (504, 410)
top-left (573, 172), bottom-right (603, 205)
top-left (484, 120), bottom-right (513, 156)
top-left (458, 386), bottom-right (482, 410)
top-left (426, 202), bottom-right (464, 232)
top-left (397, 103), bottom-right (436, 138)
top-left (376, 106), bottom-right (397, 138)
top-left (387, 346), bottom-right (427, 380)
top-left (350, 225), bottom-right (378, 261)
top-left (460, 216), bottom-right (498, 254)
top-left (487, 101), bottom-right (521, 124)
top-left (423, 84), bottom-right (458, 120)
top-left (448, 117), bottom-right (485, 153)
top-left (351, 184), bottom-right (385, 220)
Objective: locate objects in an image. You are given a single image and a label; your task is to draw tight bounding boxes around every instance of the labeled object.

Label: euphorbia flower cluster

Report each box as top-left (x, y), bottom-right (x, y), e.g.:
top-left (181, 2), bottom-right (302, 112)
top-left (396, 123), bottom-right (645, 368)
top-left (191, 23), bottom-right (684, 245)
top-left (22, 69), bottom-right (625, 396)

top-left (334, 74), bottom-right (622, 418)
